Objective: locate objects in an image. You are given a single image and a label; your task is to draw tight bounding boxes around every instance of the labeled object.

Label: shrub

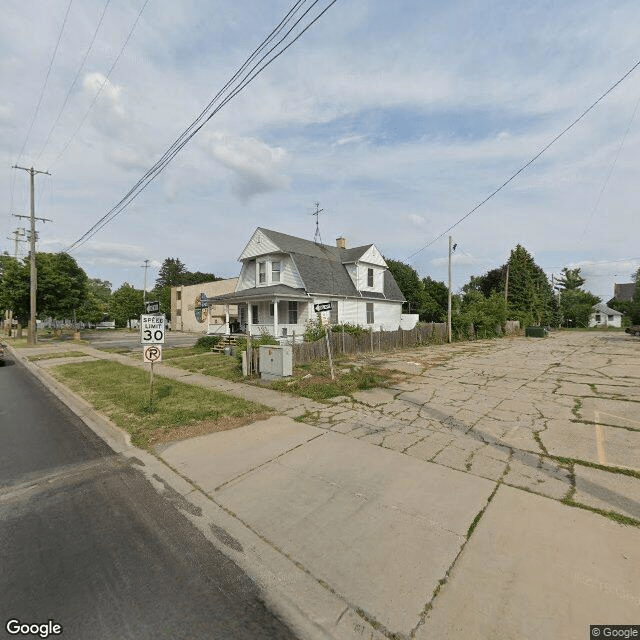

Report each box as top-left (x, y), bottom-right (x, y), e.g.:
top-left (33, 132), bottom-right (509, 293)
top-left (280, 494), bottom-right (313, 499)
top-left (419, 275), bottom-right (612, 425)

top-left (195, 335), bottom-right (222, 349)
top-left (235, 333), bottom-right (279, 366)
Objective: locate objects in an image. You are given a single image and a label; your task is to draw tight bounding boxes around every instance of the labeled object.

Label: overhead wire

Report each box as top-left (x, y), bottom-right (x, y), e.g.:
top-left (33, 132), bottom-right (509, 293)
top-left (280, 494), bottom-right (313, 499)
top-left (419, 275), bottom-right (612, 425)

top-left (47, 0), bottom-right (150, 170)
top-left (405, 57), bottom-right (640, 262)
top-left (35, 0), bottom-right (113, 164)
top-left (67, 0), bottom-right (338, 252)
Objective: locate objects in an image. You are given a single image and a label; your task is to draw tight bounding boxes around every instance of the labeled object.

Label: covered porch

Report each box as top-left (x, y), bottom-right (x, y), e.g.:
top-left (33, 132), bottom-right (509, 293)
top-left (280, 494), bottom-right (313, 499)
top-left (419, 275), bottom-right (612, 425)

top-left (207, 285), bottom-right (313, 341)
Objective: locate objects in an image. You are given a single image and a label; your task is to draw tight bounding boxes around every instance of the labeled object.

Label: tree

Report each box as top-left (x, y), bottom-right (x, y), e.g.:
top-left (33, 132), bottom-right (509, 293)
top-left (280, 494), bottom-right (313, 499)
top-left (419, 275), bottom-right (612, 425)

top-left (506, 245), bottom-right (553, 326)
top-left (0, 252), bottom-right (89, 323)
top-left (421, 276), bottom-right (448, 322)
top-left (386, 259), bottom-right (424, 314)
top-left (629, 267), bottom-right (640, 325)
top-left (110, 283), bottom-right (144, 328)
top-left (181, 271), bottom-right (220, 285)
top-left (556, 267), bottom-right (586, 290)
top-left (560, 289), bottom-right (600, 327)
top-left (463, 265), bottom-right (506, 298)
top-left (155, 258), bottom-right (187, 289)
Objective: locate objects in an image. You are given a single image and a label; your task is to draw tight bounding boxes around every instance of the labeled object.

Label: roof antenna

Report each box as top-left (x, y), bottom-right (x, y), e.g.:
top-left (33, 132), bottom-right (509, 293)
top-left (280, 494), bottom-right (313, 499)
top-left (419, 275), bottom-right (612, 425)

top-left (311, 201), bottom-right (324, 244)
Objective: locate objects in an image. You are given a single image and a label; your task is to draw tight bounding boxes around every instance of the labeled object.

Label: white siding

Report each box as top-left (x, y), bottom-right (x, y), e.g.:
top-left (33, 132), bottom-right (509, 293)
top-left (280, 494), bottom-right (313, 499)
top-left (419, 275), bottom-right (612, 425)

top-left (359, 245), bottom-right (387, 267)
top-left (280, 256), bottom-right (305, 288)
top-left (313, 298), bottom-right (401, 331)
top-left (237, 260), bottom-right (256, 290)
top-left (355, 263), bottom-right (384, 293)
top-left (238, 229), bottom-right (279, 260)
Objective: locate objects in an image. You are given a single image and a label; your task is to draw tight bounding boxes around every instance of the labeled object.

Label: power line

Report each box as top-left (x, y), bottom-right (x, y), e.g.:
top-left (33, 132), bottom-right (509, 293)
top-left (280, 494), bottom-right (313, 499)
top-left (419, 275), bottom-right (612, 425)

top-left (35, 0), bottom-right (113, 164)
top-left (67, 0), bottom-right (338, 252)
top-left (47, 0), bottom-right (150, 170)
top-left (405, 57), bottom-right (640, 262)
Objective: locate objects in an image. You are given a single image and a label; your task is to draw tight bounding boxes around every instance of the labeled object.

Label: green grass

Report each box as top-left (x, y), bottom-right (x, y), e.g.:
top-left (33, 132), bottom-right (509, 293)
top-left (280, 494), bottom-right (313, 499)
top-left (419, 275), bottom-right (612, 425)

top-left (269, 361), bottom-right (398, 401)
top-left (27, 351), bottom-right (89, 361)
top-left (51, 360), bottom-right (269, 448)
top-left (164, 352), bottom-right (243, 381)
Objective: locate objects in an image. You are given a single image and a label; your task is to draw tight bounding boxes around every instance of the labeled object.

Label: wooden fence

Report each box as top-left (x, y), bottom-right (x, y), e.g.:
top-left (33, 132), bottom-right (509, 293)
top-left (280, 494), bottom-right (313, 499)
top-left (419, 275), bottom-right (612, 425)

top-left (293, 323), bottom-right (447, 365)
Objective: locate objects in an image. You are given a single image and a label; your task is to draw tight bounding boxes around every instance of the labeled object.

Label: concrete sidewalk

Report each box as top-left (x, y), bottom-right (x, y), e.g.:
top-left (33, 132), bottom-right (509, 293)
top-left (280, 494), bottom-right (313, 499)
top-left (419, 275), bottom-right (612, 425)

top-left (7, 336), bottom-right (640, 640)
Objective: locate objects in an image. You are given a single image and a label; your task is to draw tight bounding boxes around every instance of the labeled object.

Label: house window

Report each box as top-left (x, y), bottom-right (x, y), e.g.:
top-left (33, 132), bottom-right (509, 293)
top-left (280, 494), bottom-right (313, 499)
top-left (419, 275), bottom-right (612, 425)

top-left (595, 314), bottom-right (601, 322)
top-left (176, 309), bottom-right (181, 316)
top-left (330, 301), bottom-right (338, 325)
top-left (366, 302), bottom-right (374, 324)
top-left (288, 301), bottom-right (298, 324)
top-left (258, 262), bottom-right (266, 284)
top-left (367, 268), bottom-right (374, 287)
top-left (269, 303), bottom-right (274, 317)
top-left (272, 261), bottom-right (281, 282)
top-left (252, 305), bottom-right (259, 324)
top-left (608, 315), bottom-right (614, 321)
top-left (240, 306), bottom-right (246, 324)
top-left (176, 291), bottom-right (181, 301)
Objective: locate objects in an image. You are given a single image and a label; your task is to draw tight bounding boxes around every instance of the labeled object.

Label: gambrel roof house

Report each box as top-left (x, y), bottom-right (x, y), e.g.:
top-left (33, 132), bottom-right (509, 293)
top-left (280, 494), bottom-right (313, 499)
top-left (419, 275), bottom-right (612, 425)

top-left (208, 228), bottom-right (407, 339)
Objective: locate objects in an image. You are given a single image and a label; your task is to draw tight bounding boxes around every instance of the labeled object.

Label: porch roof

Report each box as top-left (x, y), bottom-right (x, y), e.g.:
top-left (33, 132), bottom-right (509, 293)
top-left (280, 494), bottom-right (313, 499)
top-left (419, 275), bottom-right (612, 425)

top-left (208, 285), bottom-right (311, 304)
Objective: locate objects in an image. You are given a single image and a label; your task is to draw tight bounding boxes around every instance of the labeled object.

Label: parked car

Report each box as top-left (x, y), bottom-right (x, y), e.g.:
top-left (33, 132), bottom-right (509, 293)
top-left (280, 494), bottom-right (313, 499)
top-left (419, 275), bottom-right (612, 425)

top-left (625, 325), bottom-right (640, 336)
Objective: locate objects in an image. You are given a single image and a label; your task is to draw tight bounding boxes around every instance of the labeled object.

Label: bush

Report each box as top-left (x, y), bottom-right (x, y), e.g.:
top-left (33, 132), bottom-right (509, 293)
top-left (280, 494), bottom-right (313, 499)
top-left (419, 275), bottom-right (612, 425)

top-left (304, 318), bottom-right (371, 342)
top-left (195, 335), bottom-right (222, 349)
top-left (235, 333), bottom-right (279, 366)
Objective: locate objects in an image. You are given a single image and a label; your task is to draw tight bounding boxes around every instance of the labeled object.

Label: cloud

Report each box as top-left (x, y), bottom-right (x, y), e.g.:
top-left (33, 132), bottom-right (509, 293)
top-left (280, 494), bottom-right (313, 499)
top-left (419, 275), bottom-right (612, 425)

top-left (202, 131), bottom-right (290, 202)
top-left (83, 72), bottom-right (128, 138)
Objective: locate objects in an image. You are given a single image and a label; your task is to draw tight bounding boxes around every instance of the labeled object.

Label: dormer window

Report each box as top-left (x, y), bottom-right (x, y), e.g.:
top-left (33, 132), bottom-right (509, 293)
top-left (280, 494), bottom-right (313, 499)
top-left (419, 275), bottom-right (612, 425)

top-left (367, 268), bottom-right (374, 287)
top-left (272, 261), bottom-right (281, 282)
top-left (258, 261), bottom-right (266, 284)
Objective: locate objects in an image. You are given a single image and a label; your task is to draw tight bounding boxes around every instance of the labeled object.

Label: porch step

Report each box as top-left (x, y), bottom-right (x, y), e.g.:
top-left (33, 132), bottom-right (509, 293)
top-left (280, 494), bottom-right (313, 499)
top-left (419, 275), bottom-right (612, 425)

top-left (211, 336), bottom-right (239, 353)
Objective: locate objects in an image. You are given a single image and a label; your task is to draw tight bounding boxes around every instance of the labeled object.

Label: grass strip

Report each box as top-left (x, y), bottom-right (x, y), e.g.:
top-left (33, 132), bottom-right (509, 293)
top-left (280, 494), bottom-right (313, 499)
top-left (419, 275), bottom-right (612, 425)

top-left (51, 360), bottom-right (271, 448)
top-left (28, 351), bottom-right (89, 361)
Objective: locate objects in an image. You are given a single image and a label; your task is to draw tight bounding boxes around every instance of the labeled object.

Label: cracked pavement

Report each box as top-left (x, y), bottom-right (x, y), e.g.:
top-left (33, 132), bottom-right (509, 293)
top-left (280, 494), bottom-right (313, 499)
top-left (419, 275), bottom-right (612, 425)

top-left (305, 331), bottom-right (640, 514)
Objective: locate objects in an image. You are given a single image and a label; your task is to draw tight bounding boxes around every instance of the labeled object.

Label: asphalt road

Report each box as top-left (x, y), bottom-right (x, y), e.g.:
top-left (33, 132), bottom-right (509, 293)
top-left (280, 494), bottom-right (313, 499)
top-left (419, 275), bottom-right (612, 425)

top-left (0, 353), bottom-right (296, 640)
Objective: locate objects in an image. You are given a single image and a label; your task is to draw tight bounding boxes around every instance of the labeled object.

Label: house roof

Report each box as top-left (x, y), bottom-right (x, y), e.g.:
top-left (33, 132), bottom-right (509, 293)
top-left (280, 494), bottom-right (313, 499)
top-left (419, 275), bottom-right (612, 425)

top-left (227, 228), bottom-right (406, 303)
top-left (208, 284), bottom-right (310, 303)
top-left (592, 302), bottom-right (622, 316)
top-left (614, 283), bottom-right (635, 301)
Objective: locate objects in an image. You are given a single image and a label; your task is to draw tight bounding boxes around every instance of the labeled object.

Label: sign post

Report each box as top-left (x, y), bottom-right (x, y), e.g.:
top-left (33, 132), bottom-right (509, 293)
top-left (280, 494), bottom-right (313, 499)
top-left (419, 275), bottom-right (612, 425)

top-left (314, 303), bottom-right (334, 380)
top-left (141, 314), bottom-right (165, 410)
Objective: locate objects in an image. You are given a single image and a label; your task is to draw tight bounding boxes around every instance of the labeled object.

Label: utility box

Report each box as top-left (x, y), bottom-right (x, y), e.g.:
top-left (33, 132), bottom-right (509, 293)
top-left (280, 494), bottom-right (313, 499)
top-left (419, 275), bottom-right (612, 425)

top-left (525, 326), bottom-right (547, 338)
top-left (259, 345), bottom-right (293, 380)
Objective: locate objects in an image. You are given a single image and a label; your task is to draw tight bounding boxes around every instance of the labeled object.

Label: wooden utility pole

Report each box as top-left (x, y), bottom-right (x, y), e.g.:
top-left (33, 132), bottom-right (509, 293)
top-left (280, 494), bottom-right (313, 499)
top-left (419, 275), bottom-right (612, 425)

top-left (447, 236), bottom-right (452, 343)
top-left (12, 165), bottom-right (51, 345)
top-left (142, 259), bottom-right (150, 303)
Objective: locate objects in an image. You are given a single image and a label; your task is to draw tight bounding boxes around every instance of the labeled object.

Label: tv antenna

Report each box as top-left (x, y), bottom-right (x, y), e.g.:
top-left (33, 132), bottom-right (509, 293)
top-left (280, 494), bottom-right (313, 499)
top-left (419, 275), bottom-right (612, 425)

top-left (311, 202), bottom-right (324, 244)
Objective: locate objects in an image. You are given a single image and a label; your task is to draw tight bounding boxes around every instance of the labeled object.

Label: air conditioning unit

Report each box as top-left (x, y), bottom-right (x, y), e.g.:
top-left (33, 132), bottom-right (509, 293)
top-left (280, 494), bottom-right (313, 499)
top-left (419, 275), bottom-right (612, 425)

top-left (259, 345), bottom-right (293, 380)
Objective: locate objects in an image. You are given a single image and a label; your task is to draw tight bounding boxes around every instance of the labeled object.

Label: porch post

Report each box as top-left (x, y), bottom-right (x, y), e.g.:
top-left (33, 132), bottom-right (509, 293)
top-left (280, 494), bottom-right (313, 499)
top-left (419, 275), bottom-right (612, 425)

top-left (247, 303), bottom-right (253, 337)
top-left (225, 304), bottom-right (230, 335)
top-left (273, 299), bottom-right (279, 338)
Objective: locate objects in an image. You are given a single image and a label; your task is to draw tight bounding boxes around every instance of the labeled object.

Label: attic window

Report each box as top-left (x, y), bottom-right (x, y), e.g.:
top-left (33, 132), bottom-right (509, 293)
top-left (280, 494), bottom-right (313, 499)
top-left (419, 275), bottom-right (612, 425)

top-left (258, 261), bottom-right (266, 284)
top-left (367, 268), bottom-right (374, 287)
top-left (272, 261), bottom-right (280, 282)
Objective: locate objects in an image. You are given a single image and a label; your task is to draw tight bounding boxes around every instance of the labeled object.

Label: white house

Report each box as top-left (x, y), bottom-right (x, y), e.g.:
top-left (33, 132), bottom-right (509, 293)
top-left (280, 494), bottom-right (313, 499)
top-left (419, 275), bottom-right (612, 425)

top-left (589, 302), bottom-right (622, 328)
top-left (208, 228), bottom-right (407, 339)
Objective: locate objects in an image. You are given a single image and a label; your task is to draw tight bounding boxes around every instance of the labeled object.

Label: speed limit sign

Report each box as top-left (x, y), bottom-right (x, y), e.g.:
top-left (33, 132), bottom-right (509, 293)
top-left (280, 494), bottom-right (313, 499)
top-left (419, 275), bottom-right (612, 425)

top-left (140, 314), bottom-right (165, 344)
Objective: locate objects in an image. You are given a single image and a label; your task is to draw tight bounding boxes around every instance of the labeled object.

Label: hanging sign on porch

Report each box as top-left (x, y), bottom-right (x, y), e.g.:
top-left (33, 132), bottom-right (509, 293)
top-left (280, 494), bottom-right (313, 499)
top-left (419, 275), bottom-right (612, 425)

top-left (313, 302), bottom-right (332, 313)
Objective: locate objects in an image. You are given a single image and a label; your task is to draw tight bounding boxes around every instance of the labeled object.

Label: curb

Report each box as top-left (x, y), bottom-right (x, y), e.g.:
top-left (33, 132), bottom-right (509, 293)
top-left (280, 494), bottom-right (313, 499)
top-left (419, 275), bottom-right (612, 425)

top-left (3, 343), bottom-right (371, 640)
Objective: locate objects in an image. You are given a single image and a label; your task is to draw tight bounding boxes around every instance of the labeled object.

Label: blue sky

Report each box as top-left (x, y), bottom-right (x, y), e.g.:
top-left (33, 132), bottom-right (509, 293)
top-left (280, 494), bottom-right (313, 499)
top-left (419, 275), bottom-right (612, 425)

top-left (1, 0), bottom-right (639, 300)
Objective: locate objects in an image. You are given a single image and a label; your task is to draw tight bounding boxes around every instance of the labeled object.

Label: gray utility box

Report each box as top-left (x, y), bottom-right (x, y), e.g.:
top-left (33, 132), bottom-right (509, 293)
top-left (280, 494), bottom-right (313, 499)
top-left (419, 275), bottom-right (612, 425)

top-left (259, 345), bottom-right (293, 380)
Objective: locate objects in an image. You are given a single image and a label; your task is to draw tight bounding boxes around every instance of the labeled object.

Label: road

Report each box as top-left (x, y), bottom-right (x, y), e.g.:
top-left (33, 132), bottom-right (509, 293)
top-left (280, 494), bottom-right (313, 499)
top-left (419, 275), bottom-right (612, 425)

top-left (0, 353), bottom-right (296, 640)
top-left (45, 329), bottom-right (201, 351)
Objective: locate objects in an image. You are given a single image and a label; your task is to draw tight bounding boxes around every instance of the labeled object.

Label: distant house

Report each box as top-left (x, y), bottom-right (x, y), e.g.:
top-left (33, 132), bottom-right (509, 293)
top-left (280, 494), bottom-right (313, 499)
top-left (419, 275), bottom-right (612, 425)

top-left (613, 283), bottom-right (635, 301)
top-left (171, 278), bottom-right (239, 333)
top-left (208, 228), bottom-right (407, 339)
top-left (589, 302), bottom-right (622, 328)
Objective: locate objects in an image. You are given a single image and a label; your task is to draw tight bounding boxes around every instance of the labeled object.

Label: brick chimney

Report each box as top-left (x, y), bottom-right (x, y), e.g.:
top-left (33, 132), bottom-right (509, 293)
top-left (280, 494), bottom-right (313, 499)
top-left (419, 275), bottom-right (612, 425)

top-left (336, 236), bottom-right (347, 249)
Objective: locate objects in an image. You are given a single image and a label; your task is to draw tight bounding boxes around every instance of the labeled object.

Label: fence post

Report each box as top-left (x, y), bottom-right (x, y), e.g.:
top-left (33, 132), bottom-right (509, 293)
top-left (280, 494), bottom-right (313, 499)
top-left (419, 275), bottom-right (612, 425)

top-left (342, 326), bottom-right (345, 354)
top-left (370, 329), bottom-right (374, 354)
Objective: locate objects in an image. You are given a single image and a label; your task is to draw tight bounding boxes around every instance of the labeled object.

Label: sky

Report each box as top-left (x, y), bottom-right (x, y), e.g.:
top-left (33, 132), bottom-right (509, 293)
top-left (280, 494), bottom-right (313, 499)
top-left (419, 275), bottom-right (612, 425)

top-left (1, 0), bottom-right (639, 301)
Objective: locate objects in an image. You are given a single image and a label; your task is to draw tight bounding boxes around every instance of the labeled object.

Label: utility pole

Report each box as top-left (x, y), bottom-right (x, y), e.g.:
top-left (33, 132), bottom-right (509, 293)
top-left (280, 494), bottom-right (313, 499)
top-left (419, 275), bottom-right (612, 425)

top-left (142, 259), bottom-right (150, 303)
top-left (447, 236), bottom-right (452, 343)
top-left (12, 165), bottom-right (51, 345)
top-left (6, 228), bottom-right (27, 258)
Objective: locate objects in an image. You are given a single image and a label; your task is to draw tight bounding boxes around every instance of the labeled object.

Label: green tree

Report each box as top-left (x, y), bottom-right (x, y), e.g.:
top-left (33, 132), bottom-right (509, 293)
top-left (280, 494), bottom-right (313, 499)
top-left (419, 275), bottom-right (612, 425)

top-left (506, 245), bottom-right (553, 326)
top-left (560, 289), bottom-right (600, 327)
top-left (629, 268), bottom-right (640, 325)
top-left (155, 258), bottom-right (187, 289)
top-left (556, 267), bottom-right (586, 290)
top-left (110, 283), bottom-right (144, 328)
top-left (386, 259), bottom-right (424, 314)
top-left (462, 265), bottom-right (506, 298)
top-left (182, 271), bottom-right (220, 285)
top-left (421, 276), bottom-right (448, 322)
top-left (0, 252), bottom-right (88, 323)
